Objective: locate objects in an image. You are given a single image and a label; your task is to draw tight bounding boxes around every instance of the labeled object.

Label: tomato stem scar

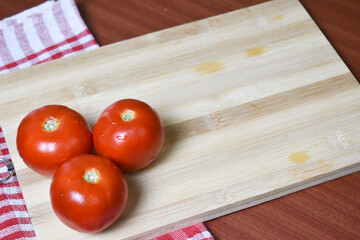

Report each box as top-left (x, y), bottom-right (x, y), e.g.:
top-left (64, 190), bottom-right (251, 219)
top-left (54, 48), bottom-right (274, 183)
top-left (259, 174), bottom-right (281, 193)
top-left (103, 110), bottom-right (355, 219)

top-left (83, 170), bottom-right (100, 184)
top-left (43, 119), bottom-right (60, 132)
top-left (121, 111), bottom-right (135, 122)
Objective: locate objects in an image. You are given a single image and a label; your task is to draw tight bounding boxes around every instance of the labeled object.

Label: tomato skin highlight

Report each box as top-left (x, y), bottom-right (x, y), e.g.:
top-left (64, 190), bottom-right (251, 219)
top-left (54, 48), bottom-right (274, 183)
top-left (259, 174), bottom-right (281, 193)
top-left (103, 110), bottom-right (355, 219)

top-left (50, 154), bottom-right (128, 233)
top-left (93, 99), bottom-right (165, 172)
top-left (16, 105), bottom-right (93, 177)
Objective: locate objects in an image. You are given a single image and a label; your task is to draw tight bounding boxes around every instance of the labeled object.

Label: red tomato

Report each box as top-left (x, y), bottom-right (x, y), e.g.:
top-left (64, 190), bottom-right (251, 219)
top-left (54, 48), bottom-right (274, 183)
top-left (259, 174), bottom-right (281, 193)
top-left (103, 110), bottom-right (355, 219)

top-left (93, 99), bottom-right (165, 172)
top-left (50, 154), bottom-right (128, 233)
top-left (16, 105), bottom-right (93, 177)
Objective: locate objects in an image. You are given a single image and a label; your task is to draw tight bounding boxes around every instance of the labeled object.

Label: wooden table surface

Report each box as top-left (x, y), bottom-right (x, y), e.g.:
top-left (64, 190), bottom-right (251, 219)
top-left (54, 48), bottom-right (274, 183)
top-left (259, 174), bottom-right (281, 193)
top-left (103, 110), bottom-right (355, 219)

top-left (1, 0), bottom-right (359, 239)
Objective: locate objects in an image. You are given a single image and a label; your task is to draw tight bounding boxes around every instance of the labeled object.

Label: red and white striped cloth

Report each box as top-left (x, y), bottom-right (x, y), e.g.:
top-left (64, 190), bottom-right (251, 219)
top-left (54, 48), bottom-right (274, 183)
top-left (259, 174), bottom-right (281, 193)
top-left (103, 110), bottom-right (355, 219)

top-left (0, 0), bottom-right (98, 73)
top-left (152, 223), bottom-right (214, 240)
top-left (0, 0), bottom-right (215, 239)
top-left (0, 127), bottom-right (36, 240)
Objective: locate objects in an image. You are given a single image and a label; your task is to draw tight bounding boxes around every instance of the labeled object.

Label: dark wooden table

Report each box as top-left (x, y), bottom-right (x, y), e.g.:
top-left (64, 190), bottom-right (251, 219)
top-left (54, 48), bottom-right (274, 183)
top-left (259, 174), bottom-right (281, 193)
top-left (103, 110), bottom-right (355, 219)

top-left (1, 0), bottom-right (359, 239)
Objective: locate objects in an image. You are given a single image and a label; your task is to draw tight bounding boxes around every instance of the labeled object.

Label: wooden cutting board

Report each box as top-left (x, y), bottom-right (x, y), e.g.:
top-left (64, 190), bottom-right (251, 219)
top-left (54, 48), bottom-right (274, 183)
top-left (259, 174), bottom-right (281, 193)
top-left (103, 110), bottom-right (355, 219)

top-left (1, 0), bottom-right (359, 239)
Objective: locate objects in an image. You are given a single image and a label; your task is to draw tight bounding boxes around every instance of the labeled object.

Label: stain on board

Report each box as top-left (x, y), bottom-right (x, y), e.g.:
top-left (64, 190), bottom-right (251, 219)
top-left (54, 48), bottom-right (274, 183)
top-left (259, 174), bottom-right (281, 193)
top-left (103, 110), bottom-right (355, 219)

top-left (271, 14), bottom-right (284, 21)
top-left (246, 47), bottom-right (265, 58)
top-left (195, 61), bottom-right (225, 74)
top-left (289, 151), bottom-right (310, 164)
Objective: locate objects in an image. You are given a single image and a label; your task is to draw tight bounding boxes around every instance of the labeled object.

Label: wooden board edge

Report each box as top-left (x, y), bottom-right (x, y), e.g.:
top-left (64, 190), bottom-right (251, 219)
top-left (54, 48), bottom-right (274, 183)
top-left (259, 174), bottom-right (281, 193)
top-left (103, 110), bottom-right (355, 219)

top-left (130, 162), bottom-right (360, 240)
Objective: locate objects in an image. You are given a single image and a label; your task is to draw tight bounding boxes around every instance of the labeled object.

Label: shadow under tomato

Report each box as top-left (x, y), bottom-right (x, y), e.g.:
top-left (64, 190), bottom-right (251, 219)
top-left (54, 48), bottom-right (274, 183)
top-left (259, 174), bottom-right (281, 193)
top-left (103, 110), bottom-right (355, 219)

top-left (138, 116), bottom-right (181, 172)
top-left (94, 116), bottom-right (181, 234)
top-left (96, 174), bottom-right (142, 234)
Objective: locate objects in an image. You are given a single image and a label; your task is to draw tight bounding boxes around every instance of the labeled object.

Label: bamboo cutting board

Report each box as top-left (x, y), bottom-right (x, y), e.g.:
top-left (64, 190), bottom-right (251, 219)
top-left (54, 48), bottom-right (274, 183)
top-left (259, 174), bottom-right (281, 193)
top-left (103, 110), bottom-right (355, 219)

top-left (1, 0), bottom-right (360, 239)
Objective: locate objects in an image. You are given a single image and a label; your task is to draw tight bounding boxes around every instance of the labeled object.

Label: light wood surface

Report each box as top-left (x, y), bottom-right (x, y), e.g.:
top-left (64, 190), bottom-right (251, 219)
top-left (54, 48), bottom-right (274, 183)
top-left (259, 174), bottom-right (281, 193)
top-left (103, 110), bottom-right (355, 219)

top-left (0, 0), bottom-right (359, 239)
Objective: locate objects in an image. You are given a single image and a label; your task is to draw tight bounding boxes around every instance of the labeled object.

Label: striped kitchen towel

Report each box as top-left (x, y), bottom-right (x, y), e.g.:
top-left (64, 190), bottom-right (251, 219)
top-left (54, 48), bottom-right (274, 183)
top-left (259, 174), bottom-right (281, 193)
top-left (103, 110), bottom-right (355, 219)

top-left (152, 223), bottom-right (214, 240)
top-left (0, 0), bottom-right (98, 74)
top-left (0, 0), bottom-right (215, 239)
top-left (0, 126), bottom-right (36, 240)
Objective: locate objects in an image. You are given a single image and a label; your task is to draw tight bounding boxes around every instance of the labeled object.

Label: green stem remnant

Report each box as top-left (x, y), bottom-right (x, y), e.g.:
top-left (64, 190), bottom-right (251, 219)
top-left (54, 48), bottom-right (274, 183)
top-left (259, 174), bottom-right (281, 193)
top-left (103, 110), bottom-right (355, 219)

top-left (83, 170), bottom-right (100, 184)
top-left (43, 119), bottom-right (60, 132)
top-left (121, 111), bottom-right (135, 122)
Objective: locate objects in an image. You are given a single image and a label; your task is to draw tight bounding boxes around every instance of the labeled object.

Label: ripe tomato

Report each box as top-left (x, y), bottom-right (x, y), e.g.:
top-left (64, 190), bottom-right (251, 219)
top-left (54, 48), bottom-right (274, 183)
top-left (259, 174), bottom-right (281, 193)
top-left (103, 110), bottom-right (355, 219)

top-left (93, 99), bottom-right (165, 172)
top-left (50, 154), bottom-right (128, 233)
top-left (16, 105), bottom-right (93, 177)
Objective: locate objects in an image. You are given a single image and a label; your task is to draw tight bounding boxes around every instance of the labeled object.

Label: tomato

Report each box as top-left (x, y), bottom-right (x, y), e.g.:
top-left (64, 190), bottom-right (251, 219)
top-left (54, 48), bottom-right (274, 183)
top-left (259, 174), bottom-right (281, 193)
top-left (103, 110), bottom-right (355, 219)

top-left (50, 154), bottom-right (128, 233)
top-left (93, 99), bottom-right (165, 172)
top-left (16, 105), bottom-right (93, 177)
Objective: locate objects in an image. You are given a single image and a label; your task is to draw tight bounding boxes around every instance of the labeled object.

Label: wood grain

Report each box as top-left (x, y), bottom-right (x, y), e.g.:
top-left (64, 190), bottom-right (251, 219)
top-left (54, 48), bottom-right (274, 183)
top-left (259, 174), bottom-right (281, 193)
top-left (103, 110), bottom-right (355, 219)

top-left (0, 0), bottom-right (359, 239)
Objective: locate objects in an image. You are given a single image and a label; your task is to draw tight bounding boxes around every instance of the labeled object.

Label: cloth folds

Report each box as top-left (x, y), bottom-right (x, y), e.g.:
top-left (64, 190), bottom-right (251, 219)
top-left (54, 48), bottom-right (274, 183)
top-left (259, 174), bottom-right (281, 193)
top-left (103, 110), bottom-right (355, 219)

top-left (0, 0), bottom-right (98, 74)
top-left (0, 126), bottom-right (36, 240)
